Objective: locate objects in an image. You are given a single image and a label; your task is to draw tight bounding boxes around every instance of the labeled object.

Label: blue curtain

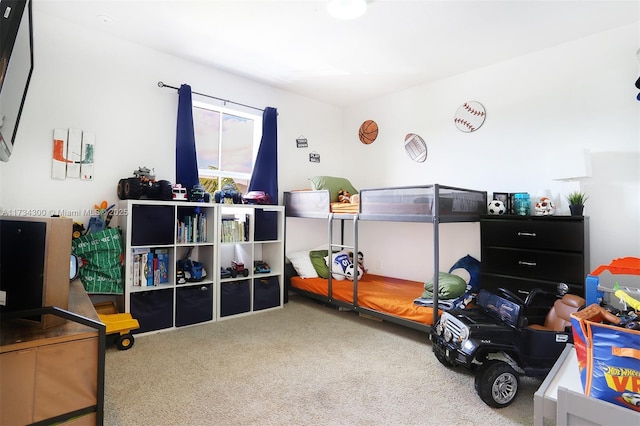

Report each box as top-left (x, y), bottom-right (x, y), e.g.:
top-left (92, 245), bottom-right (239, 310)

top-left (249, 107), bottom-right (278, 204)
top-left (175, 84), bottom-right (199, 190)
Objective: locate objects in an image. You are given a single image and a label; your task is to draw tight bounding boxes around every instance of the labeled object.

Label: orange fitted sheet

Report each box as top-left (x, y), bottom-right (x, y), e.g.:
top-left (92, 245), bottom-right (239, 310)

top-left (290, 273), bottom-right (439, 326)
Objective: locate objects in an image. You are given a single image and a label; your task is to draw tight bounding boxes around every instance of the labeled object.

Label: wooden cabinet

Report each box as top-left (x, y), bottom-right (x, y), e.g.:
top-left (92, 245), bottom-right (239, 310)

top-left (480, 215), bottom-right (589, 297)
top-left (0, 280), bottom-right (104, 425)
top-left (121, 200), bottom-right (284, 333)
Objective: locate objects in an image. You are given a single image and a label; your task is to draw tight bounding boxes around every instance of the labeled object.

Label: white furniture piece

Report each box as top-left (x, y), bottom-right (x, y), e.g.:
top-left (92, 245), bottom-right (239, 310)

top-left (121, 200), bottom-right (284, 334)
top-left (534, 344), bottom-right (640, 425)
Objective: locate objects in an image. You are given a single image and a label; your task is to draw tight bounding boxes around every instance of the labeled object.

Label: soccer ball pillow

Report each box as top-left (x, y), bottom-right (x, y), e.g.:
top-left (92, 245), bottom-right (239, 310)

top-left (487, 200), bottom-right (506, 215)
top-left (331, 251), bottom-right (364, 281)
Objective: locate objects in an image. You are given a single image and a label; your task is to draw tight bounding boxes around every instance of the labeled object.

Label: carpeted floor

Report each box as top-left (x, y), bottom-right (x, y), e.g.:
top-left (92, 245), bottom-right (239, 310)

top-left (104, 294), bottom-right (539, 425)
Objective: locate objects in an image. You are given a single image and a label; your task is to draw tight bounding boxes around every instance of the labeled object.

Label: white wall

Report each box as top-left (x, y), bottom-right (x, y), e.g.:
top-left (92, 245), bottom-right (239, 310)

top-left (1, 5), bottom-right (638, 283)
top-left (342, 24), bottom-right (640, 277)
top-left (0, 7), bottom-right (343, 229)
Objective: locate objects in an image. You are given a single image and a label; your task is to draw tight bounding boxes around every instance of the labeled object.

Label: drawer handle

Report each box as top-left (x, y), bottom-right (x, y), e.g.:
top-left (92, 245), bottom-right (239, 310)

top-left (517, 232), bottom-right (537, 237)
top-left (518, 260), bottom-right (537, 267)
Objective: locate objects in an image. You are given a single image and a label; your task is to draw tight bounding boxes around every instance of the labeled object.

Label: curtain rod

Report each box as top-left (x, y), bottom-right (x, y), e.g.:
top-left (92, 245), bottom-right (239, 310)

top-left (157, 81), bottom-right (264, 112)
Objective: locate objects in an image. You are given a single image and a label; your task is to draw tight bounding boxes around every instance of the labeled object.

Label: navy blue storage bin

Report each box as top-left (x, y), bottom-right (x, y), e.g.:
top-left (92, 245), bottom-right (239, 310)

top-left (131, 205), bottom-right (175, 246)
top-left (176, 284), bottom-right (213, 326)
top-left (253, 277), bottom-right (280, 310)
top-left (130, 288), bottom-right (174, 333)
top-left (220, 280), bottom-right (250, 317)
top-left (254, 209), bottom-right (278, 241)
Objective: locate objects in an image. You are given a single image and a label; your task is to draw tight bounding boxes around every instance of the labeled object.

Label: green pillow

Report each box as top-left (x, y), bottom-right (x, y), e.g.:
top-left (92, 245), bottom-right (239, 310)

top-left (309, 176), bottom-right (358, 202)
top-left (421, 272), bottom-right (467, 300)
top-left (309, 249), bottom-right (330, 278)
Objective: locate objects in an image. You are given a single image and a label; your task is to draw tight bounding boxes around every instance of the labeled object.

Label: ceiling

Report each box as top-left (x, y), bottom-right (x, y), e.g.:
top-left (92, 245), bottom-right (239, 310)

top-left (37, 0), bottom-right (640, 107)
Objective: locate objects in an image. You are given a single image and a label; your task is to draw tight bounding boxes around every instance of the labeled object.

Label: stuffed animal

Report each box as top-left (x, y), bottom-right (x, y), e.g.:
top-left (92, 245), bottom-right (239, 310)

top-left (337, 189), bottom-right (351, 203)
top-left (348, 250), bottom-right (365, 273)
top-left (331, 250), bottom-right (364, 281)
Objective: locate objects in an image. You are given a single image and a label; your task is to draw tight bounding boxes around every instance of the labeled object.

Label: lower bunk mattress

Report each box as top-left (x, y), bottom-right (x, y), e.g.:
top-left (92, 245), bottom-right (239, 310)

top-left (290, 273), bottom-right (439, 326)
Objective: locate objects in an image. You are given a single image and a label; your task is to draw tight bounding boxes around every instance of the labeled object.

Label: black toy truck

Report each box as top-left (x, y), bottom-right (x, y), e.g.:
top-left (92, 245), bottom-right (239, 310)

top-left (430, 287), bottom-right (584, 408)
top-left (117, 167), bottom-right (172, 200)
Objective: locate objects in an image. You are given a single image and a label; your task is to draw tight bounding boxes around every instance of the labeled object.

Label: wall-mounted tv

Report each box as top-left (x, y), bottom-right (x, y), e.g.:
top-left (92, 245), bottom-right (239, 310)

top-left (0, 0), bottom-right (33, 162)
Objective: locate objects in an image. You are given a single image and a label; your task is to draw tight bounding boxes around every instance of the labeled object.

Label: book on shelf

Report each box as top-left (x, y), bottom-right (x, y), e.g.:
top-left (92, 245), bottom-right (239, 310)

top-left (221, 215), bottom-right (249, 242)
top-left (131, 247), bottom-right (170, 286)
top-left (177, 212), bottom-right (208, 243)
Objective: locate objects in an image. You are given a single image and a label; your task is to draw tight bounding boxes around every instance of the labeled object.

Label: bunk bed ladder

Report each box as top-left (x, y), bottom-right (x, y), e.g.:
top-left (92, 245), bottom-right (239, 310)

top-left (327, 213), bottom-right (359, 308)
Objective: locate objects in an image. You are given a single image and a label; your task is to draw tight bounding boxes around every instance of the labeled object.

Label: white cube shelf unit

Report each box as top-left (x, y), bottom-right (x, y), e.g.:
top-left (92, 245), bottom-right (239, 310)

top-left (120, 200), bottom-right (284, 334)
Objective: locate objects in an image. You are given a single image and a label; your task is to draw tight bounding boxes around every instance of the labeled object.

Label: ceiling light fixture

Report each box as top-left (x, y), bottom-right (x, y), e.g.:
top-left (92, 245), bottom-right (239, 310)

top-left (328, 0), bottom-right (367, 20)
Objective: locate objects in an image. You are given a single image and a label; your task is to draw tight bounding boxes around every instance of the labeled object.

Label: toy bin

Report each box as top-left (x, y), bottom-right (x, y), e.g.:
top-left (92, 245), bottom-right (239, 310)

top-left (570, 257), bottom-right (640, 413)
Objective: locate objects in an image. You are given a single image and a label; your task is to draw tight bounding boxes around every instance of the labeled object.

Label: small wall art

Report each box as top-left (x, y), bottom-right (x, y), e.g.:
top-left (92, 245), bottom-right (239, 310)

top-left (404, 133), bottom-right (427, 163)
top-left (454, 101), bottom-right (486, 133)
top-left (52, 128), bottom-right (95, 180)
top-left (358, 120), bottom-right (378, 144)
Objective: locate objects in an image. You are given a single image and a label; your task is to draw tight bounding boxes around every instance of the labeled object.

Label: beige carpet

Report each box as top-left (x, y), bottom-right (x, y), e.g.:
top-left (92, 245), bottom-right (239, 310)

top-left (104, 294), bottom-right (538, 425)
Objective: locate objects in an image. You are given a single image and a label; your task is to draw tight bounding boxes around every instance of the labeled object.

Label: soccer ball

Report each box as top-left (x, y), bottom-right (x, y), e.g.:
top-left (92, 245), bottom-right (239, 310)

top-left (487, 200), bottom-right (506, 215)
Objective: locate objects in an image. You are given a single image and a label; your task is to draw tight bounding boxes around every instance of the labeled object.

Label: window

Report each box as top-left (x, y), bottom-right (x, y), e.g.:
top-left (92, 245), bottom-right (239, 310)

top-left (192, 101), bottom-right (262, 195)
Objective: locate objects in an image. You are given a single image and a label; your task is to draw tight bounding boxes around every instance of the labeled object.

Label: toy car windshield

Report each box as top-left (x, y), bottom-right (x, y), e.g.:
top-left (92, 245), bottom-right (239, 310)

top-left (476, 289), bottom-right (521, 327)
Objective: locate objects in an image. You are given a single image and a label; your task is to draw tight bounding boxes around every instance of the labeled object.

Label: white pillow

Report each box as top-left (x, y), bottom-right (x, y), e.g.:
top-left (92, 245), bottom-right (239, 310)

top-left (286, 250), bottom-right (318, 278)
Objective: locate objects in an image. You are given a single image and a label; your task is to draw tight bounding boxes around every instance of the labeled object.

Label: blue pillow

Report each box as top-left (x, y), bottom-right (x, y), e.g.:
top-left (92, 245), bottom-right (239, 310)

top-left (449, 254), bottom-right (481, 292)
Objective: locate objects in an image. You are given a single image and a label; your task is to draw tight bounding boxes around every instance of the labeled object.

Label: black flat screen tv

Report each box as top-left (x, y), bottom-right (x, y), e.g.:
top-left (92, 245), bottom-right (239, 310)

top-left (0, 0), bottom-right (33, 162)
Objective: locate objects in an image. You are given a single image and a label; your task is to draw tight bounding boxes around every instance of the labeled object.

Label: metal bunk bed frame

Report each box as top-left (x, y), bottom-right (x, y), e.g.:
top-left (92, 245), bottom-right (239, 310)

top-left (284, 184), bottom-right (487, 333)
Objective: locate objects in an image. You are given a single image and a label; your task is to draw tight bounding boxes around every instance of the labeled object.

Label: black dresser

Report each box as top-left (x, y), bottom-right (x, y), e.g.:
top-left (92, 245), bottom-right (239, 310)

top-left (480, 215), bottom-right (590, 297)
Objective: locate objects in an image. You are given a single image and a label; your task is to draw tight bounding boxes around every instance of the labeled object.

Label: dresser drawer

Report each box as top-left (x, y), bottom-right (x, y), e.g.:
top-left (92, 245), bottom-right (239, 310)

top-left (479, 273), bottom-right (584, 296)
top-left (481, 219), bottom-right (584, 252)
top-left (482, 247), bottom-right (585, 283)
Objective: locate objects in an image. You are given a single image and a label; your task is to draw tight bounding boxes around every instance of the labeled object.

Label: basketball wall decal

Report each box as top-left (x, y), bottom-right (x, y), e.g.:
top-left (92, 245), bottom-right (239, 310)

top-left (454, 101), bottom-right (486, 133)
top-left (359, 120), bottom-right (379, 144)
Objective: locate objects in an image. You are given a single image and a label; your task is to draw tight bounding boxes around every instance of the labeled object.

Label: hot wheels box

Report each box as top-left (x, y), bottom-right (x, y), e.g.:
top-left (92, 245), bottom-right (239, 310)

top-left (571, 304), bottom-right (640, 412)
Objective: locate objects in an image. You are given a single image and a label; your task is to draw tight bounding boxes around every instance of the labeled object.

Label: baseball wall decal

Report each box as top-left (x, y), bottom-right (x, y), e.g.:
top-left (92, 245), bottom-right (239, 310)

top-left (454, 101), bottom-right (486, 133)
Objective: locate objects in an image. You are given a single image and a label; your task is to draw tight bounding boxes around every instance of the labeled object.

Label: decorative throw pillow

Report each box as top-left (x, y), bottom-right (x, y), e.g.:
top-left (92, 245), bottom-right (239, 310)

top-left (421, 272), bottom-right (468, 300)
top-left (309, 249), bottom-right (330, 278)
top-left (309, 176), bottom-right (358, 202)
top-left (448, 254), bottom-right (481, 292)
top-left (286, 250), bottom-right (318, 279)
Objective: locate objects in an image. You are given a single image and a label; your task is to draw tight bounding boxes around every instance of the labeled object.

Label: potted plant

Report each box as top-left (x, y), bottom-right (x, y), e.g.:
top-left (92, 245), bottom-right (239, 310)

top-left (567, 191), bottom-right (589, 216)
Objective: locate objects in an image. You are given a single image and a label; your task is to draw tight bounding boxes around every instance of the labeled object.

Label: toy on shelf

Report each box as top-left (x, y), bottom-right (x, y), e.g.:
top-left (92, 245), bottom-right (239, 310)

top-left (254, 260), bottom-right (271, 274)
top-left (243, 191), bottom-right (271, 205)
top-left (117, 166), bottom-right (172, 200)
top-left (214, 183), bottom-right (242, 204)
top-left (172, 184), bottom-right (188, 200)
top-left (223, 260), bottom-right (249, 278)
top-left (176, 247), bottom-right (207, 283)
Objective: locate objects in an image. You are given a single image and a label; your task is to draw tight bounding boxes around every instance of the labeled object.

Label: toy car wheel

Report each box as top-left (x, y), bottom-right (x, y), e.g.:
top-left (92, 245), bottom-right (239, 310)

top-left (117, 178), bottom-right (127, 200)
top-left (124, 177), bottom-right (142, 199)
top-left (158, 180), bottom-right (173, 200)
top-left (433, 345), bottom-right (455, 368)
top-left (228, 267), bottom-right (238, 278)
top-left (242, 269), bottom-right (249, 277)
top-left (233, 192), bottom-right (243, 204)
top-left (116, 333), bottom-right (135, 350)
top-left (474, 360), bottom-right (520, 408)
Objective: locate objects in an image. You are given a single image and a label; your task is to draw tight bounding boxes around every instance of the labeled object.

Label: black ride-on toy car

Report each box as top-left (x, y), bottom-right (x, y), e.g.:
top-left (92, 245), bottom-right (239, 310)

top-left (430, 286), bottom-right (585, 408)
top-left (117, 167), bottom-right (172, 200)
